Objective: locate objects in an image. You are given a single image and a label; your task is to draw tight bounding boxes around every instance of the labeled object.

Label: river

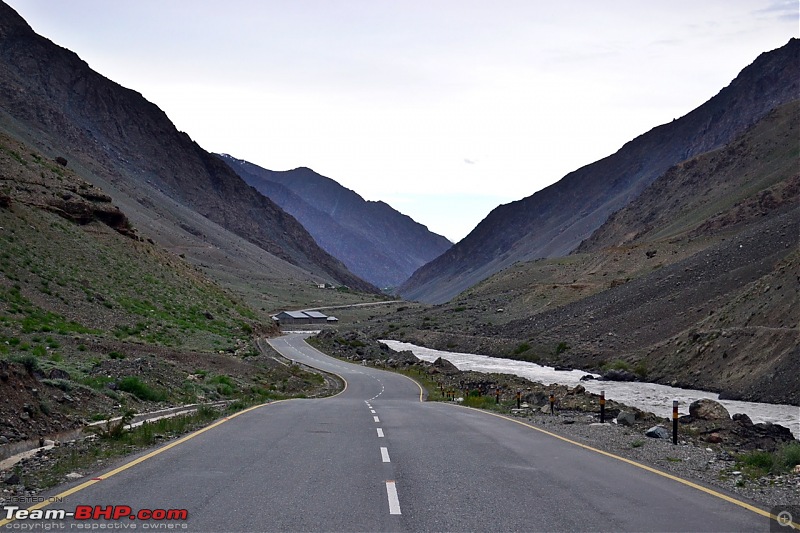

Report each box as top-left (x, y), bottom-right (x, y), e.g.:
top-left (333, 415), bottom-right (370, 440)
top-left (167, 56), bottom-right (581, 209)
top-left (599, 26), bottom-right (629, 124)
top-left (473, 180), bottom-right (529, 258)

top-left (381, 340), bottom-right (799, 438)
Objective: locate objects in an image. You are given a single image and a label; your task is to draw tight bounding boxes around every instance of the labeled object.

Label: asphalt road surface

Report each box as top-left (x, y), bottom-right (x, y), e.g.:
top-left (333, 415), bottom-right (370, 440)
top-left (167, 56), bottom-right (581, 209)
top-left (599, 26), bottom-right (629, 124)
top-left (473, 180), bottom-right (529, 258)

top-left (7, 333), bottom-right (779, 532)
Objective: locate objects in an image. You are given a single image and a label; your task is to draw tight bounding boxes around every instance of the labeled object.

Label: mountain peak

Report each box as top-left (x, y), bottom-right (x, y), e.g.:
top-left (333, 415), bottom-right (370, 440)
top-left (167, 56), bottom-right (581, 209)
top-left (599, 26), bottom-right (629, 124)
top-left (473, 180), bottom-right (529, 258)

top-left (221, 156), bottom-right (452, 288)
top-left (399, 38), bottom-right (800, 303)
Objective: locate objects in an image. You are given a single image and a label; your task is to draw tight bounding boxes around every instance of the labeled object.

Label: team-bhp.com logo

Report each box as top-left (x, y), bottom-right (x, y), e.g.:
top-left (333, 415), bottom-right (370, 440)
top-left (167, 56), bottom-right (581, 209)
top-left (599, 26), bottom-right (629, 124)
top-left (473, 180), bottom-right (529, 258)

top-left (2, 505), bottom-right (188, 529)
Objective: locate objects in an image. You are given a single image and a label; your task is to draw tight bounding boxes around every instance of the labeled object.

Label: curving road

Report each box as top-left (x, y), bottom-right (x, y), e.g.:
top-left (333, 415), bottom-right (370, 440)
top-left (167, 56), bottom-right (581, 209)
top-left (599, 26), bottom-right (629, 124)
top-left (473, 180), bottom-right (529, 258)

top-left (7, 333), bottom-right (778, 532)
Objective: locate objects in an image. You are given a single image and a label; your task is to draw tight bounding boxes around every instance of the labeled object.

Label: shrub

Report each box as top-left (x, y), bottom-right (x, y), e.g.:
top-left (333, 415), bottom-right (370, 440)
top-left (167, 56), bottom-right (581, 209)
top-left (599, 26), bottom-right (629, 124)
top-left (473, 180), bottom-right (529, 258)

top-left (13, 354), bottom-right (39, 374)
top-left (604, 359), bottom-right (631, 372)
top-left (31, 345), bottom-right (47, 357)
top-left (513, 342), bottom-right (531, 355)
top-left (736, 442), bottom-right (800, 476)
top-left (462, 394), bottom-right (497, 409)
top-left (117, 377), bottom-right (167, 402)
top-left (777, 441), bottom-right (800, 471)
top-left (87, 410), bottom-right (135, 440)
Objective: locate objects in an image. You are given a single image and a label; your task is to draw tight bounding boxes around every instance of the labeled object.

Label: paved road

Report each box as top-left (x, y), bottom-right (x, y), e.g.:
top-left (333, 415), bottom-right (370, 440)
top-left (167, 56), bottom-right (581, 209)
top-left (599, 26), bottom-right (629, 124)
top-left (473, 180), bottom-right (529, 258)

top-left (14, 333), bottom-right (776, 532)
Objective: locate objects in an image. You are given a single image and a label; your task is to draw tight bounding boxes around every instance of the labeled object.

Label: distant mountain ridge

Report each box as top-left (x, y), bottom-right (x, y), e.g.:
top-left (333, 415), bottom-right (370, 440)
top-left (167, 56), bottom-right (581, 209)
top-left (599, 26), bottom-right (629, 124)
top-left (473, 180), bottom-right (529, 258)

top-left (379, 99), bottom-right (799, 404)
top-left (0, 1), bottom-right (376, 294)
top-left (399, 38), bottom-right (800, 303)
top-left (219, 156), bottom-right (452, 288)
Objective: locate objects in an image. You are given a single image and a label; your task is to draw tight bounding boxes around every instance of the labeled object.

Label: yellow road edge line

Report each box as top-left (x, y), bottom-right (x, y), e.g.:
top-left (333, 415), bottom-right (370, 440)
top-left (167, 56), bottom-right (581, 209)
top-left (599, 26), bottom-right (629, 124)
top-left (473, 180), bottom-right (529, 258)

top-left (0, 401), bottom-right (284, 527)
top-left (392, 372), bottom-right (425, 403)
top-left (447, 403), bottom-right (794, 527)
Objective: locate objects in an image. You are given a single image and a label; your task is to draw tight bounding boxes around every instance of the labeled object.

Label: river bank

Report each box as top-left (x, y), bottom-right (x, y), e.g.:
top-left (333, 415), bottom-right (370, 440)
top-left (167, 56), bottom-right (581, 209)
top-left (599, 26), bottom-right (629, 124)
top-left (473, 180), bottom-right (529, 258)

top-left (382, 340), bottom-right (800, 439)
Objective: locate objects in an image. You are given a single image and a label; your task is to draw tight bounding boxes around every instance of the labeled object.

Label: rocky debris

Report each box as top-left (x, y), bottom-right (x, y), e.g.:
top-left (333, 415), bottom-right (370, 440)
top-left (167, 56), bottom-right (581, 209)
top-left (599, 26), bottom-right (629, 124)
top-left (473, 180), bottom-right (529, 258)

top-left (524, 410), bottom-right (800, 510)
top-left (601, 369), bottom-right (638, 382)
top-left (47, 368), bottom-right (71, 380)
top-left (0, 192), bottom-right (10, 208)
top-left (312, 329), bottom-right (420, 368)
top-left (645, 426), bottom-right (671, 439)
top-left (568, 384), bottom-right (585, 395)
top-left (689, 399), bottom-right (730, 421)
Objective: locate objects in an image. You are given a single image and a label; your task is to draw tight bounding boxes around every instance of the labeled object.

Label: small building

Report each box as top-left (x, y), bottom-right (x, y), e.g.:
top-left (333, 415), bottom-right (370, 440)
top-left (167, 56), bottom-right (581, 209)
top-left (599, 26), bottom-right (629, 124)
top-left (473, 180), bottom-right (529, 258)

top-left (272, 310), bottom-right (331, 326)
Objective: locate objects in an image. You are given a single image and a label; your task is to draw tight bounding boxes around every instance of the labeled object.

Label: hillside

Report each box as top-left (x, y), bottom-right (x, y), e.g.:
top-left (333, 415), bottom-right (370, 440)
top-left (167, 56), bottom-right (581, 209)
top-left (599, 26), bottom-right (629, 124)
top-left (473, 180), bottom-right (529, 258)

top-left (0, 1), bottom-right (377, 301)
top-left (399, 38), bottom-right (800, 304)
top-left (0, 132), bottom-right (335, 444)
top-left (219, 157), bottom-right (452, 289)
top-left (368, 100), bottom-right (800, 404)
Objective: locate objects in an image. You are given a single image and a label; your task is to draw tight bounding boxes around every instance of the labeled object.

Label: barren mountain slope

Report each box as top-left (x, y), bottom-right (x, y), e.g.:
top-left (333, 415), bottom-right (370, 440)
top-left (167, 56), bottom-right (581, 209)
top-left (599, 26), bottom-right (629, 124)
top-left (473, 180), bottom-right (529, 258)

top-left (399, 38), bottom-right (800, 304)
top-left (0, 1), bottom-right (376, 297)
top-left (374, 102), bottom-right (799, 404)
top-left (580, 101), bottom-right (800, 251)
top-left (220, 156), bottom-right (452, 288)
top-left (0, 133), bottom-right (334, 445)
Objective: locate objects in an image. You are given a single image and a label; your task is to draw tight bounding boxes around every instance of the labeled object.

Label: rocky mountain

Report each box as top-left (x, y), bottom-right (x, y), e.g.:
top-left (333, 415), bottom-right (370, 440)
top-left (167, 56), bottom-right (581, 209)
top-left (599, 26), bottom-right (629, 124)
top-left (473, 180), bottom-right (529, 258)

top-left (374, 99), bottom-right (799, 404)
top-left (399, 38), bottom-right (800, 304)
top-left (0, 1), bottom-right (377, 297)
top-left (218, 157), bottom-right (452, 289)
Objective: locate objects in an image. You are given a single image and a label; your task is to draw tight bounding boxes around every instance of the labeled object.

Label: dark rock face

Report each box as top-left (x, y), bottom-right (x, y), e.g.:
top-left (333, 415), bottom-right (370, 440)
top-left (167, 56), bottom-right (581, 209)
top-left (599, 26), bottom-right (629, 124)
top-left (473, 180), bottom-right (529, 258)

top-left (0, 2), bottom-right (376, 292)
top-left (400, 38), bottom-right (800, 304)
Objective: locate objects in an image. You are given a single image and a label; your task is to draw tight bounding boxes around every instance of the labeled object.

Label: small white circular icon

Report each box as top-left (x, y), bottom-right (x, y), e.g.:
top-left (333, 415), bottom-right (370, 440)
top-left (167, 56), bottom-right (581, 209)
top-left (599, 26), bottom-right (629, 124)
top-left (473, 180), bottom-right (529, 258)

top-left (777, 510), bottom-right (794, 528)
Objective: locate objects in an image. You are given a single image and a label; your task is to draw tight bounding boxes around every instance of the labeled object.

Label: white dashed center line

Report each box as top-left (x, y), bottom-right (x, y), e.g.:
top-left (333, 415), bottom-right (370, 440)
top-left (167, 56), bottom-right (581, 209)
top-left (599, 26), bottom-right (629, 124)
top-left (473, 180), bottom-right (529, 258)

top-left (373, 416), bottom-right (380, 423)
top-left (376, 428), bottom-right (384, 438)
top-left (370, 409), bottom-right (376, 414)
top-left (385, 481), bottom-right (401, 515)
top-left (380, 447), bottom-right (391, 463)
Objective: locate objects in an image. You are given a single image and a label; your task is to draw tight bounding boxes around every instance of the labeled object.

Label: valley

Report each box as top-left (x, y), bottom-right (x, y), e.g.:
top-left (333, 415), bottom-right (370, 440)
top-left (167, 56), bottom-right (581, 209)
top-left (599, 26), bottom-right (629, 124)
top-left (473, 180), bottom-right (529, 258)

top-left (0, 2), bottom-right (797, 530)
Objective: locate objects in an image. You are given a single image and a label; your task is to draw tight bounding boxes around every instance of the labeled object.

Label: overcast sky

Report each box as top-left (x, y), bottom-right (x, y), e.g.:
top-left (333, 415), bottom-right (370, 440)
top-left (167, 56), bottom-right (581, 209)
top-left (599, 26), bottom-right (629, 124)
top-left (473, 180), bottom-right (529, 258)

top-left (6, 1), bottom-right (798, 241)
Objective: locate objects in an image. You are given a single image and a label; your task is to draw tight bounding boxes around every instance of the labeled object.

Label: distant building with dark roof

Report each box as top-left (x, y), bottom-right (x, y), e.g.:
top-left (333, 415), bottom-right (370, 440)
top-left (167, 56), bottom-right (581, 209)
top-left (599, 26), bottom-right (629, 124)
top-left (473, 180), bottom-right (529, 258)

top-left (272, 310), bottom-right (332, 326)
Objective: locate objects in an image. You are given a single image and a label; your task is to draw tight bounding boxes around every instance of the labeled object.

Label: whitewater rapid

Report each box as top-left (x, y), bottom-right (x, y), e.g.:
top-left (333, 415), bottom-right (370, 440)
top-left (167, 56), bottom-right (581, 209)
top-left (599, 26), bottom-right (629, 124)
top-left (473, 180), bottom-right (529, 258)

top-left (382, 340), bottom-right (799, 438)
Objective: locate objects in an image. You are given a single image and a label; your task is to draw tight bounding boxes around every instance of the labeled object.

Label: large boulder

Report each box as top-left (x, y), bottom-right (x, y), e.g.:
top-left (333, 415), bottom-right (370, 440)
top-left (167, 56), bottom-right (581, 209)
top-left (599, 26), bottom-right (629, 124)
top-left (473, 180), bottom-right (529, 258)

top-left (432, 357), bottom-right (460, 375)
top-left (616, 411), bottom-right (636, 426)
top-left (645, 426), bottom-right (671, 439)
top-left (602, 369), bottom-right (638, 382)
top-left (689, 399), bottom-right (730, 421)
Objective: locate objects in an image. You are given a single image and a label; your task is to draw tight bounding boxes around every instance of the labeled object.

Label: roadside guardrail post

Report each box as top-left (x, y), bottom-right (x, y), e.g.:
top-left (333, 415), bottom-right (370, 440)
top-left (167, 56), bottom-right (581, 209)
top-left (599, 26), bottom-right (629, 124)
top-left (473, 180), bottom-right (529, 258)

top-left (672, 400), bottom-right (678, 444)
top-left (516, 390), bottom-right (521, 409)
top-left (600, 390), bottom-right (606, 423)
top-left (495, 388), bottom-right (501, 404)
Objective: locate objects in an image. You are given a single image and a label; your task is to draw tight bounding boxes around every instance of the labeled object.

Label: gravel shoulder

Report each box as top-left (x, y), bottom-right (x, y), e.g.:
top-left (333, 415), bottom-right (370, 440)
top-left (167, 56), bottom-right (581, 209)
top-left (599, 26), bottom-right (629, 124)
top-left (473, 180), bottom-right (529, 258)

top-left (509, 408), bottom-right (799, 510)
